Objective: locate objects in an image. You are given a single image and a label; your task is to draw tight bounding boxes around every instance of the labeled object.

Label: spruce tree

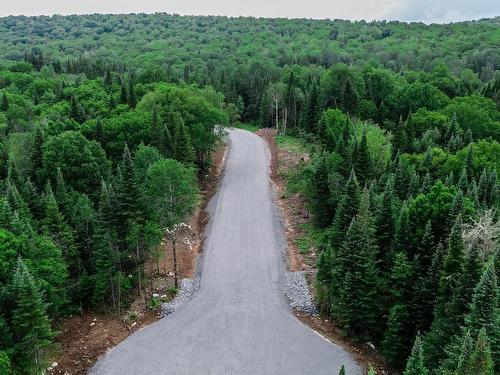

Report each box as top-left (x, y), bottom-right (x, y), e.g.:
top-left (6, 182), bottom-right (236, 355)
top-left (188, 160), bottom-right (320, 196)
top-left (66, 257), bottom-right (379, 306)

top-left (174, 119), bottom-right (195, 164)
top-left (310, 154), bottom-right (335, 228)
top-left (425, 216), bottom-right (467, 368)
top-left (329, 170), bottom-right (361, 248)
top-left (457, 166), bottom-right (469, 193)
top-left (0, 351), bottom-right (11, 375)
top-left (375, 174), bottom-right (396, 270)
top-left (41, 184), bottom-right (78, 276)
top-left (120, 80), bottom-right (128, 104)
top-left (1, 92), bottom-right (9, 111)
top-left (469, 328), bottom-right (494, 375)
top-left (95, 118), bottom-right (104, 144)
top-left (330, 197), bottom-right (379, 337)
top-left (464, 145), bottom-right (474, 179)
top-left (150, 106), bottom-right (164, 154)
top-left (354, 128), bottom-right (371, 186)
top-left (302, 83), bottom-right (320, 134)
top-left (403, 334), bottom-right (428, 375)
top-left (115, 144), bottom-right (138, 246)
top-left (338, 364), bottom-right (345, 375)
top-left (11, 258), bottom-right (53, 375)
top-left (128, 76), bottom-right (137, 108)
top-left (31, 125), bottom-right (44, 187)
top-left (464, 262), bottom-right (499, 368)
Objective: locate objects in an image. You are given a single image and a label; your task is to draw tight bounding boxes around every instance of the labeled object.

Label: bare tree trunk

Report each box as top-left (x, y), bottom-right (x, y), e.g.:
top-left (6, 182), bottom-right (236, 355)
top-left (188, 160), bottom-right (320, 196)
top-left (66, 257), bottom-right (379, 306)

top-left (172, 236), bottom-right (178, 289)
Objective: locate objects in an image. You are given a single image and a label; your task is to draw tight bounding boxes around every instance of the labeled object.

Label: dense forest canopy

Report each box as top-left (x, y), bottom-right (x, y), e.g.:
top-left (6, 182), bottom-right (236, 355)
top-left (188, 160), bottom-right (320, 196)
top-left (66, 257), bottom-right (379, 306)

top-left (0, 12), bottom-right (498, 375)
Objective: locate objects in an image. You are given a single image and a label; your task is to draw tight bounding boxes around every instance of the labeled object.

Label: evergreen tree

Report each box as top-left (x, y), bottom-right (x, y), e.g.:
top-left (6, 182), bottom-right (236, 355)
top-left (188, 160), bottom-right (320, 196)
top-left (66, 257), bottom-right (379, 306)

top-left (11, 258), bottom-right (53, 375)
top-left (174, 119), bottom-right (195, 164)
top-left (150, 106), bottom-right (164, 154)
top-left (302, 83), bottom-right (321, 134)
top-left (31, 125), bottom-right (44, 187)
top-left (41, 184), bottom-right (78, 277)
top-left (115, 144), bottom-right (138, 247)
top-left (329, 170), bottom-right (361, 248)
top-left (338, 364), bottom-right (345, 375)
top-left (458, 166), bottom-right (469, 193)
top-left (469, 328), bottom-right (494, 375)
top-left (375, 174), bottom-right (396, 270)
top-left (120, 79), bottom-right (128, 104)
top-left (464, 145), bottom-right (474, 179)
top-left (353, 129), bottom-right (371, 186)
top-left (403, 334), bottom-right (428, 375)
top-left (0, 351), bottom-right (11, 375)
top-left (330, 195), bottom-right (379, 337)
top-left (1, 92), bottom-right (9, 111)
top-left (392, 117), bottom-right (408, 156)
top-left (94, 118), bottom-right (104, 144)
top-left (425, 216), bottom-right (467, 368)
top-left (310, 154), bottom-right (335, 228)
top-left (464, 263), bottom-right (499, 365)
top-left (128, 75), bottom-right (137, 108)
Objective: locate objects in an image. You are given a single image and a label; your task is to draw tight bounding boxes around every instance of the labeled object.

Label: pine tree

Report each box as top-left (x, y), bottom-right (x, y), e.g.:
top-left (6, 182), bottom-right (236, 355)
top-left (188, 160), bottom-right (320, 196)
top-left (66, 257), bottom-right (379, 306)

top-left (425, 216), bottom-right (466, 368)
top-left (329, 170), bottom-right (361, 248)
top-left (449, 189), bottom-right (464, 225)
top-left (128, 75), bottom-right (137, 108)
top-left (420, 172), bottom-right (432, 194)
top-left (115, 144), bottom-right (138, 246)
top-left (330, 197), bottom-right (379, 337)
top-left (31, 125), bottom-right (44, 187)
top-left (375, 174), bottom-right (396, 270)
top-left (301, 83), bottom-right (320, 134)
top-left (0, 351), bottom-right (11, 375)
top-left (338, 365), bottom-right (345, 375)
top-left (457, 167), bottom-right (469, 195)
top-left (41, 184), bottom-right (78, 276)
top-left (469, 328), bottom-right (494, 375)
top-left (310, 154), bottom-right (335, 228)
top-left (1, 92), bottom-right (9, 112)
top-left (174, 119), bottom-right (195, 164)
top-left (120, 80), bottom-right (128, 104)
top-left (354, 129), bottom-right (371, 186)
top-left (464, 262), bottom-right (499, 367)
top-left (477, 168), bottom-right (489, 205)
top-left (11, 258), bottom-right (53, 375)
top-left (403, 334), bottom-right (428, 375)
top-left (392, 203), bottom-right (410, 256)
top-left (94, 118), bottom-right (104, 144)
top-left (464, 145), bottom-right (474, 179)
top-left (392, 117), bottom-right (408, 156)
top-left (150, 106), bottom-right (164, 154)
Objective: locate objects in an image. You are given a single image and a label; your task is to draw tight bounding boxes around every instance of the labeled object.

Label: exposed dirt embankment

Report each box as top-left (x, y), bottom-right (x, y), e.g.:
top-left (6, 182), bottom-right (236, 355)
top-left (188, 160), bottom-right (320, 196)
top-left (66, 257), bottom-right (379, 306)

top-left (257, 128), bottom-right (392, 375)
top-left (49, 144), bottom-right (227, 375)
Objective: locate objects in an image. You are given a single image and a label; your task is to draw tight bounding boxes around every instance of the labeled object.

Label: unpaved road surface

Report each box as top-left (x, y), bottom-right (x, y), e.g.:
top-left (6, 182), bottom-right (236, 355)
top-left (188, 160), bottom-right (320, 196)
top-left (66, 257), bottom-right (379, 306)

top-left (90, 129), bottom-right (361, 375)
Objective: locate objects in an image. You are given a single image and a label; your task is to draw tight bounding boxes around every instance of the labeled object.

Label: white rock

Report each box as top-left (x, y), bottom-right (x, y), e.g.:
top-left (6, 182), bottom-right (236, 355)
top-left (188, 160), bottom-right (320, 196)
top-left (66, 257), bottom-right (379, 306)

top-left (152, 293), bottom-right (160, 298)
top-left (90, 322), bottom-right (96, 327)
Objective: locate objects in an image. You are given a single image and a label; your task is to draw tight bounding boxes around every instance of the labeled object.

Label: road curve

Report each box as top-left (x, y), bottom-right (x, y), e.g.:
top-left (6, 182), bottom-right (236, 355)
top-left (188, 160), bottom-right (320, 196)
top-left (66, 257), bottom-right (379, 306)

top-left (90, 129), bottom-right (362, 375)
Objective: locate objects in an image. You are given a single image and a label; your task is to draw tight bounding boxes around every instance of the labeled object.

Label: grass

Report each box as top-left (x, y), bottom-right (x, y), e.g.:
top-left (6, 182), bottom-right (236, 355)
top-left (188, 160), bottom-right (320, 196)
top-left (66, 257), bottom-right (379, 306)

top-left (235, 123), bottom-right (260, 132)
top-left (275, 134), bottom-right (307, 153)
top-left (294, 223), bottom-right (323, 255)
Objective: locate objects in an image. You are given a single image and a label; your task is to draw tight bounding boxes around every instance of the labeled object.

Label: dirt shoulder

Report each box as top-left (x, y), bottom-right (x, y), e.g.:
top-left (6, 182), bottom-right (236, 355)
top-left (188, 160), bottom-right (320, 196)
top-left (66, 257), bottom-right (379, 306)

top-left (257, 128), bottom-right (393, 375)
top-left (48, 143), bottom-right (227, 375)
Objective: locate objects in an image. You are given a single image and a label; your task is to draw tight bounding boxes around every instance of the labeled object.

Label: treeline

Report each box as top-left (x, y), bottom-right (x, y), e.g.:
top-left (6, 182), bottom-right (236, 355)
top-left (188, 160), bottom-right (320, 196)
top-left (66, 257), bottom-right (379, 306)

top-left (289, 71), bottom-right (499, 373)
top-left (0, 14), bottom-right (499, 125)
top-left (0, 59), bottom-right (228, 374)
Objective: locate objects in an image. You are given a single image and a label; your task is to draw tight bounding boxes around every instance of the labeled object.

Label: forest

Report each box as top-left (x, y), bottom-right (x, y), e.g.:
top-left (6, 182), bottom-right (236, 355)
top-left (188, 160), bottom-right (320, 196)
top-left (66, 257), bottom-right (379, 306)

top-left (0, 13), bottom-right (499, 375)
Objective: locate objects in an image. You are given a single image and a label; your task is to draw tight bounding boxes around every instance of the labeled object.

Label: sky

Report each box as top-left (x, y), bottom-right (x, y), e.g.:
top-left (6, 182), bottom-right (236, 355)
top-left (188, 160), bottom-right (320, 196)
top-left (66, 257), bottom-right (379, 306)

top-left (0, 0), bottom-right (498, 23)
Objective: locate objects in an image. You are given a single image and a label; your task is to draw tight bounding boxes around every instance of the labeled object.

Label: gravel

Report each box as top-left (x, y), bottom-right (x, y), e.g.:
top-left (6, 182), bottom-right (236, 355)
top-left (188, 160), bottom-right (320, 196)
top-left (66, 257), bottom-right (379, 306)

top-left (161, 277), bottom-right (201, 317)
top-left (284, 271), bottom-right (317, 315)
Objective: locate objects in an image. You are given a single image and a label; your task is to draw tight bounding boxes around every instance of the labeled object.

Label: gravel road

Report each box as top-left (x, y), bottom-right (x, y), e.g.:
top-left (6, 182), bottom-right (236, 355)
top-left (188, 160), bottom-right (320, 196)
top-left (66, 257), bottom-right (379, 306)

top-left (90, 129), bottom-right (362, 375)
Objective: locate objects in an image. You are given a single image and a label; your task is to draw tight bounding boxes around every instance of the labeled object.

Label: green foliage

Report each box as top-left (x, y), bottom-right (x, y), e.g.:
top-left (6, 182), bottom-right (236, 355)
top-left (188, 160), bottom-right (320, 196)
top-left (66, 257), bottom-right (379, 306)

top-left (403, 334), bottom-right (428, 375)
